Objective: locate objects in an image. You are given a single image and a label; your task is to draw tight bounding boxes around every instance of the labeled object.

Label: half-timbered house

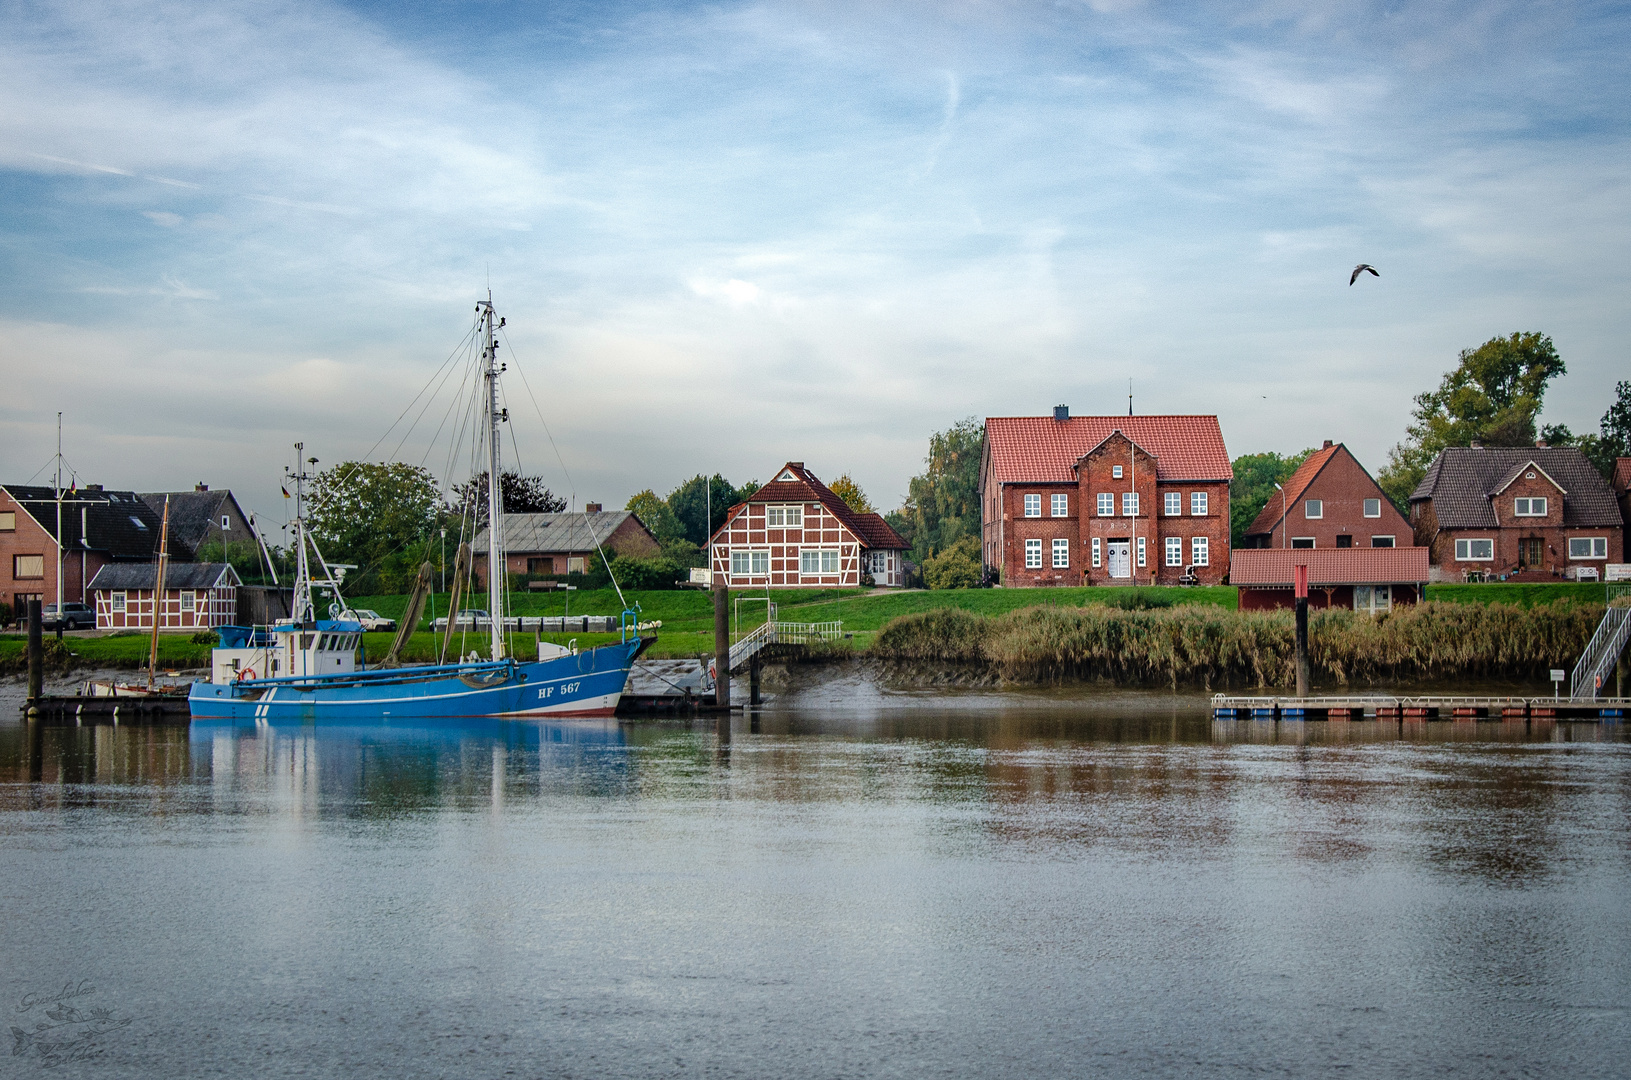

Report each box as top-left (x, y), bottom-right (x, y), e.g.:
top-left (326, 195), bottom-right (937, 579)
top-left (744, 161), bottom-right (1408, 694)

top-left (89, 562), bottom-right (241, 630)
top-left (709, 463), bottom-right (910, 588)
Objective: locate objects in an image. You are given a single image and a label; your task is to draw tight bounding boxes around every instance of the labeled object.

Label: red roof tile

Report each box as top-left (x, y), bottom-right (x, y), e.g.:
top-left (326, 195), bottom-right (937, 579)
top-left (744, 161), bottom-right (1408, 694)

top-left (1244, 443), bottom-right (1341, 537)
top-left (1613, 457), bottom-right (1631, 494)
top-left (985, 415), bottom-right (1232, 485)
top-left (1229, 547), bottom-right (1430, 587)
top-left (713, 463), bottom-right (907, 550)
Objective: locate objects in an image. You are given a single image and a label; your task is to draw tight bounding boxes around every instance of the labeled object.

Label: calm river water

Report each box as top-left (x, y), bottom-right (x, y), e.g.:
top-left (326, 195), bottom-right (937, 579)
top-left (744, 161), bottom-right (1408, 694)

top-left (2, 677), bottom-right (1629, 1078)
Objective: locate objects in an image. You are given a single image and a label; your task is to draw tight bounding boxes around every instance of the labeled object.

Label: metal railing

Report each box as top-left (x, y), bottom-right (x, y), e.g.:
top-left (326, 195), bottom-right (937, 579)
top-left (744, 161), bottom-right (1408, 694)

top-left (727, 620), bottom-right (844, 672)
top-left (1571, 603), bottom-right (1631, 700)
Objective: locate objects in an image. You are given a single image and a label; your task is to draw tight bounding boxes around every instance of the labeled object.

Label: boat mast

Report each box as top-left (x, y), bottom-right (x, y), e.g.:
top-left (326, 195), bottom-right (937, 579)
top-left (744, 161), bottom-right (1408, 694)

top-left (480, 296), bottom-right (506, 661)
top-left (147, 495), bottom-right (170, 687)
top-left (289, 444), bottom-right (314, 626)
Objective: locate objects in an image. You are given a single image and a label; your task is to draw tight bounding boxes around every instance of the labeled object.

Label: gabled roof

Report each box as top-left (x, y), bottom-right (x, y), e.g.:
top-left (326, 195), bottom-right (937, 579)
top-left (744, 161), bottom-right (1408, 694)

top-left (2, 484), bottom-right (181, 561)
top-left (1408, 446), bottom-right (1621, 528)
top-left (471, 511), bottom-right (652, 555)
top-left (1488, 459), bottom-right (1565, 497)
top-left (1229, 547), bottom-right (1430, 587)
top-left (1615, 457), bottom-right (1631, 495)
top-left (88, 562), bottom-right (240, 590)
top-left (138, 489), bottom-right (247, 550)
top-left (984, 415), bottom-right (1233, 484)
top-left (1244, 444), bottom-right (1342, 537)
top-left (716, 462), bottom-right (906, 550)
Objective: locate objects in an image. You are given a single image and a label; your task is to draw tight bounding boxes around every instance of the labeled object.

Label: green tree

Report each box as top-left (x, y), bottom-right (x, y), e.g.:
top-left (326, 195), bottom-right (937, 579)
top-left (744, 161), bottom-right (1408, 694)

top-left (902, 417), bottom-right (984, 564)
top-left (1229, 449), bottom-right (1316, 547)
top-left (1556, 380), bottom-right (1631, 479)
top-left (828, 473), bottom-right (875, 514)
top-left (449, 471), bottom-right (566, 527)
top-left (922, 535), bottom-right (982, 589)
top-left (666, 475), bottom-right (749, 545)
top-left (1378, 332), bottom-right (1566, 510)
top-left (626, 489), bottom-right (684, 542)
top-left (194, 537), bottom-right (279, 585)
top-left (307, 462), bottom-right (441, 594)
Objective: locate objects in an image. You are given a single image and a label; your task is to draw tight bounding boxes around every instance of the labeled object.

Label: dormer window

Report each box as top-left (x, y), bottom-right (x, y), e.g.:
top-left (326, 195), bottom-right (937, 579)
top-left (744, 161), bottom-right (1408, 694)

top-left (1514, 497), bottom-right (1546, 516)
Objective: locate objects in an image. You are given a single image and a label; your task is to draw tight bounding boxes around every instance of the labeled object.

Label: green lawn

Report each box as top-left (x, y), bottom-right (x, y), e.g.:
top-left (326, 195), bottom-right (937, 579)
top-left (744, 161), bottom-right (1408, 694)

top-left (1423, 582), bottom-right (1615, 607)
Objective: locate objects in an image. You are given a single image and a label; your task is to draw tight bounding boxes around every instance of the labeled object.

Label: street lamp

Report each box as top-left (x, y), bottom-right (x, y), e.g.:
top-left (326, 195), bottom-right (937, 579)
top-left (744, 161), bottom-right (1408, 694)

top-left (1275, 482), bottom-right (1287, 549)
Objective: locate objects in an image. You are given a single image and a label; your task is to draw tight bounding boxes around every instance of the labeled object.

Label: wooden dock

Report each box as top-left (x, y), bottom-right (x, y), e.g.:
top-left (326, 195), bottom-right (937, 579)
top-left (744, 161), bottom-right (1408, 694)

top-left (23, 694), bottom-right (191, 725)
top-left (1212, 694), bottom-right (1629, 721)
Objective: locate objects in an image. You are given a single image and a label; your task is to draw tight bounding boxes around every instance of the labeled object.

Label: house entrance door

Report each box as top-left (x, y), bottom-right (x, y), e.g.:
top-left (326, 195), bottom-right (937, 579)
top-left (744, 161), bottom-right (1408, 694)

top-left (1519, 538), bottom-right (1543, 569)
top-left (1107, 540), bottom-right (1131, 579)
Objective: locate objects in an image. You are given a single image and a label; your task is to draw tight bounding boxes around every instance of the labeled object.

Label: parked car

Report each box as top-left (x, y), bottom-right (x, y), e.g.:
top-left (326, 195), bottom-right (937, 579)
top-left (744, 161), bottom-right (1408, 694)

top-left (341, 608), bottom-right (398, 632)
top-left (41, 602), bottom-right (96, 631)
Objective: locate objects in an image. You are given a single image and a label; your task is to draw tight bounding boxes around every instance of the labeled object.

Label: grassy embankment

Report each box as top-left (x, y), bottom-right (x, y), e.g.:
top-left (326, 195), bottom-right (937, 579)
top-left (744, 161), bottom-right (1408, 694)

top-left (0, 580), bottom-right (1611, 674)
top-left (871, 599), bottom-right (1606, 689)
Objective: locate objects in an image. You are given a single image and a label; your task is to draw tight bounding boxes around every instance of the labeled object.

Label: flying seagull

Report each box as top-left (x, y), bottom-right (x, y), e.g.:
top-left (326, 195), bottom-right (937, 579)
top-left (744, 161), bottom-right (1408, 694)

top-left (1350, 264), bottom-right (1379, 286)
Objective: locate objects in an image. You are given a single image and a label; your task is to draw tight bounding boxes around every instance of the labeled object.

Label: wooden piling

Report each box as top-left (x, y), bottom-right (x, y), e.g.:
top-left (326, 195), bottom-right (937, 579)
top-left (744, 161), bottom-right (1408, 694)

top-left (26, 599), bottom-right (44, 718)
top-left (1294, 596), bottom-right (1310, 698)
top-left (749, 654), bottom-right (761, 706)
top-left (713, 580), bottom-right (730, 710)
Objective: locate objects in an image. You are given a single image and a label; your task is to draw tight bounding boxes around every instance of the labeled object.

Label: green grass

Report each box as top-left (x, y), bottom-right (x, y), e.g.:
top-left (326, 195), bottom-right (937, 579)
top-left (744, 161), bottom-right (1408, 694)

top-left (0, 632), bottom-right (216, 672)
top-left (1423, 582), bottom-right (1615, 607)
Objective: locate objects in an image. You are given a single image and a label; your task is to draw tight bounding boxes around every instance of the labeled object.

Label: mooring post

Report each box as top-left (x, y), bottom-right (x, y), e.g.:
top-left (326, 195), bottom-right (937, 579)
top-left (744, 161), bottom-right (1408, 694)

top-left (750, 654), bottom-right (761, 706)
top-left (1293, 564), bottom-right (1310, 699)
top-left (27, 599), bottom-right (44, 718)
top-left (713, 578), bottom-right (730, 711)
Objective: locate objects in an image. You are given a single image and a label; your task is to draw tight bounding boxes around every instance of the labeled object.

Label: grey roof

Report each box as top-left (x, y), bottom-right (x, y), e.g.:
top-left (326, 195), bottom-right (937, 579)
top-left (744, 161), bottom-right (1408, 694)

top-left (3, 484), bottom-right (181, 560)
top-left (138, 490), bottom-right (246, 550)
top-left (471, 511), bottom-right (650, 554)
top-left (88, 563), bottom-right (241, 590)
top-left (1409, 447), bottom-right (1622, 528)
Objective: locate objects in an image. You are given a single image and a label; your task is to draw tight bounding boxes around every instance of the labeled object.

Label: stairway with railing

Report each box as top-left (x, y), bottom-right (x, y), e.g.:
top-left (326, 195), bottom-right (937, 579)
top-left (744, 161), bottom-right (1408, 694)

top-left (1571, 585), bottom-right (1631, 700)
top-left (727, 621), bottom-right (844, 673)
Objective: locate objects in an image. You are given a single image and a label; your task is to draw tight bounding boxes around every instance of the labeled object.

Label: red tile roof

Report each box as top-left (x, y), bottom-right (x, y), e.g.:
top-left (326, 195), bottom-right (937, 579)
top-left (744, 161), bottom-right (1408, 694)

top-left (1244, 443), bottom-right (1341, 537)
top-left (1229, 547), bottom-right (1430, 587)
top-left (1614, 457), bottom-right (1631, 494)
top-left (715, 463), bottom-right (907, 550)
top-left (985, 415), bottom-right (1232, 484)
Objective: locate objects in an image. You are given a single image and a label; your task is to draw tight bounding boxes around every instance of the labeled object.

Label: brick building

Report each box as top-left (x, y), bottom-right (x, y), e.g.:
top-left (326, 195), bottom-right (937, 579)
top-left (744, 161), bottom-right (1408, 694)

top-left (1, 484), bottom-right (170, 619)
top-left (710, 462), bottom-right (910, 588)
top-left (472, 509), bottom-right (660, 584)
top-left (980, 410), bottom-right (1232, 586)
top-left (1409, 446), bottom-right (1624, 581)
top-left (1241, 440), bottom-right (1412, 549)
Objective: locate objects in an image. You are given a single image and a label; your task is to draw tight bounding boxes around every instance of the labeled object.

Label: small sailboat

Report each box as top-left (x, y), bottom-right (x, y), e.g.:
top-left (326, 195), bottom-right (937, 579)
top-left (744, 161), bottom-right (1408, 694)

top-left (188, 298), bottom-right (651, 722)
top-left (86, 494), bottom-right (189, 698)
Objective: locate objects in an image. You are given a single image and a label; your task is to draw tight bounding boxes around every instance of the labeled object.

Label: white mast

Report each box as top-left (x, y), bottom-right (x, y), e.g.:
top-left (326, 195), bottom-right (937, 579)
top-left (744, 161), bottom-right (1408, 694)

top-left (289, 443), bottom-right (314, 626)
top-left (479, 297), bottom-right (506, 660)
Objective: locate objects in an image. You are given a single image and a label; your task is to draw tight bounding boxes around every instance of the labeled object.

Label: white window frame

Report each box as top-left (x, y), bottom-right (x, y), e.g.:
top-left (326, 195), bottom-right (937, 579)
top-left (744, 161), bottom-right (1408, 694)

top-left (1354, 584), bottom-right (1392, 614)
top-left (1363, 499), bottom-right (1382, 518)
top-left (1190, 491), bottom-right (1208, 516)
top-left (1024, 494), bottom-right (1042, 518)
top-left (1112, 465), bottom-right (1123, 479)
top-left (1165, 536), bottom-right (1182, 566)
top-left (1164, 492), bottom-right (1182, 517)
top-left (1097, 493), bottom-right (1114, 517)
top-left (221, 515), bottom-right (231, 530)
top-left (1051, 493), bottom-right (1068, 518)
top-left (1122, 492), bottom-right (1138, 517)
top-left (766, 505), bottom-right (803, 528)
top-left (1091, 537), bottom-right (1101, 568)
top-left (1136, 536), bottom-right (1146, 567)
top-left (1370, 536), bottom-right (1395, 548)
top-left (1291, 537), bottom-right (1315, 549)
top-left (731, 549), bottom-right (750, 575)
top-left (1025, 539), bottom-right (1043, 569)
top-left (1568, 537), bottom-right (1608, 560)
top-left (1304, 499), bottom-right (1323, 519)
top-left (112, 591), bottom-right (126, 613)
top-left (1052, 538), bottom-right (1069, 568)
top-left (1514, 497), bottom-right (1547, 517)
top-left (181, 590), bottom-right (195, 613)
top-left (1455, 538), bottom-right (1494, 561)
top-left (1192, 536), bottom-right (1209, 567)
top-left (732, 549), bottom-right (770, 575)
top-left (799, 548), bottom-right (841, 574)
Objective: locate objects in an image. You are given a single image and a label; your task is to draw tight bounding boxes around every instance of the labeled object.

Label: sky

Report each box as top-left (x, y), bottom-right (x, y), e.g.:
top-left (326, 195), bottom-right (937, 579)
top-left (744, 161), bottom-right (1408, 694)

top-left (1, 0), bottom-right (1628, 529)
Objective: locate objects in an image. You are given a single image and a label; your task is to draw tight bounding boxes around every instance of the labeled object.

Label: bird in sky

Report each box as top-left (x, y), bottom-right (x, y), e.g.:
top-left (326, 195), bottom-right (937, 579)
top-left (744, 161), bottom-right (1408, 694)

top-left (1350, 264), bottom-right (1379, 285)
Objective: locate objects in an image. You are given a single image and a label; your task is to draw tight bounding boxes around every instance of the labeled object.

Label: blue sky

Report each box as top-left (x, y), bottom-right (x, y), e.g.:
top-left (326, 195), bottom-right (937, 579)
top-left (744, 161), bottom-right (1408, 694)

top-left (2, 0), bottom-right (1628, 525)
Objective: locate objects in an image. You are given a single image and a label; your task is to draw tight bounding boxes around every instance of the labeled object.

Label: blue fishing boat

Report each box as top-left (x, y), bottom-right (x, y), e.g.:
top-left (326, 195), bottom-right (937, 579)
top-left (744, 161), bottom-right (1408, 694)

top-left (189, 298), bottom-right (651, 723)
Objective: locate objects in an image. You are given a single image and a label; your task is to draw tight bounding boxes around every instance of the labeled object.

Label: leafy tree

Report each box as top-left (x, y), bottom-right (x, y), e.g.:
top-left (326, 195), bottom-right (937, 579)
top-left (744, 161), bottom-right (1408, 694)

top-left (902, 417), bottom-right (984, 564)
top-left (194, 537), bottom-right (281, 586)
top-left (626, 489), bottom-right (684, 542)
top-left (1378, 332), bottom-right (1566, 510)
top-left (450, 471), bottom-right (567, 527)
top-left (922, 535), bottom-right (982, 589)
top-left (1549, 380), bottom-right (1631, 479)
top-left (666, 474), bottom-right (748, 546)
top-left (307, 462), bottom-right (441, 594)
top-left (1229, 449), bottom-right (1315, 547)
top-left (828, 473), bottom-right (875, 514)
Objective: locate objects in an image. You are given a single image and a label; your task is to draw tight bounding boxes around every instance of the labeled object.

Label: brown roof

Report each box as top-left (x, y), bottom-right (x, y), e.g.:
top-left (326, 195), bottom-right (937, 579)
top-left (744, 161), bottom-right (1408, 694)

top-left (1614, 457), bottom-right (1631, 495)
top-left (985, 415), bottom-right (1232, 485)
top-left (1409, 447), bottom-right (1621, 528)
top-left (714, 462), bottom-right (907, 550)
top-left (1230, 547), bottom-right (1430, 587)
top-left (1243, 443), bottom-right (1342, 537)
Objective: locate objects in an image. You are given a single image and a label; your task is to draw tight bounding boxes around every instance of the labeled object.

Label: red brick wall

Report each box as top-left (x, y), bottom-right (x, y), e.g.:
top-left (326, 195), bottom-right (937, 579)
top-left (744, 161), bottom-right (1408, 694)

top-left (1253, 448), bottom-right (1411, 549)
top-left (0, 491), bottom-right (108, 613)
top-left (1420, 471), bottom-right (1623, 577)
top-left (1239, 583), bottom-right (1421, 611)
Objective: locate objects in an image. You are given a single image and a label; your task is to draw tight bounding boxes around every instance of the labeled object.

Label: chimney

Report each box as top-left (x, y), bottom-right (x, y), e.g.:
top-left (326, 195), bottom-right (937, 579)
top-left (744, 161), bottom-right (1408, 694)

top-left (195, 483), bottom-right (209, 492)
top-left (1470, 440), bottom-right (1482, 449)
top-left (1053, 404), bottom-right (1069, 422)
top-left (788, 462), bottom-right (804, 470)
top-left (1322, 440), bottom-right (1333, 449)
top-left (1535, 439), bottom-right (1547, 448)
top-left (584, 502), bottom-right (602, 513)
top-left (85, 483), bottom-right (103, 492)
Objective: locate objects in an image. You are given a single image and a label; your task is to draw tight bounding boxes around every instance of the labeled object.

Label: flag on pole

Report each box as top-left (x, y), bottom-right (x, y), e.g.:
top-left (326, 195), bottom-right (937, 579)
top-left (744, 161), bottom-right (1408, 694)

top-left (282, 486), bottom-right (291, 499)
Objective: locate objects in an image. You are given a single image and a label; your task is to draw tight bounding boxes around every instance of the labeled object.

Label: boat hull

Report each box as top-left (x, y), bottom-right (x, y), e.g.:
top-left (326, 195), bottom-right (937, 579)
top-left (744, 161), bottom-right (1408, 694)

top-left (188, 638), bottom-right (647, 723)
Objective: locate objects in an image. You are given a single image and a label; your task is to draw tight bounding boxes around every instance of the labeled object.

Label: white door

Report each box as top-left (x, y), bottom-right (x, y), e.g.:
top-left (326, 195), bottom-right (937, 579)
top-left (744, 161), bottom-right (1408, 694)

top-left (1107, 541), bottom-right (1131, 579)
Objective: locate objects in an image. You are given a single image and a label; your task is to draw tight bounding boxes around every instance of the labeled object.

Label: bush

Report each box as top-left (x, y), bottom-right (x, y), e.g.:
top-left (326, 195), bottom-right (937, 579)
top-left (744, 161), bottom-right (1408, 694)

top-left (190, 630), bottom-right (220, 645)
top-left (923, 536), bottom-right (983, 589)
top-left (0, 601), bottom-right (10, 626)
